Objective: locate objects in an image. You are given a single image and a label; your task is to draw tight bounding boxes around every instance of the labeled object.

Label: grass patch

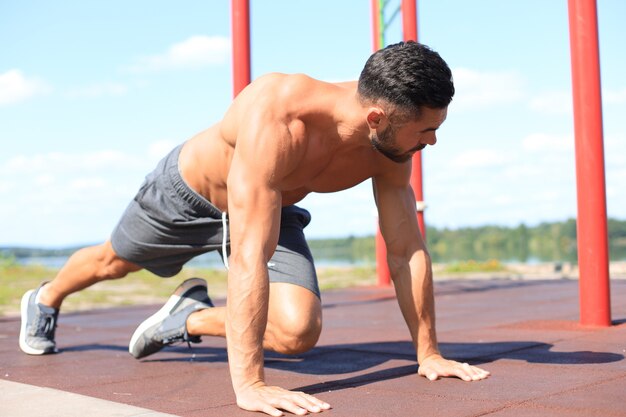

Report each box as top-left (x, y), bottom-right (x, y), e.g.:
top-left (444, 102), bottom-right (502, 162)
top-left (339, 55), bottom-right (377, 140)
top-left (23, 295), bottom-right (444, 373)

top-left (0, 265), bottom-right (229, 316)
top-left (317, 265), bottom-right (377, 291)
top-left (0, 265), bottom-right (52, 314)
top-left (442, 259), bottom-right (507, 274)
top-left (1, 259), bottom-right (519, 317)
top-left (0, 264), bottom-right (380, 317)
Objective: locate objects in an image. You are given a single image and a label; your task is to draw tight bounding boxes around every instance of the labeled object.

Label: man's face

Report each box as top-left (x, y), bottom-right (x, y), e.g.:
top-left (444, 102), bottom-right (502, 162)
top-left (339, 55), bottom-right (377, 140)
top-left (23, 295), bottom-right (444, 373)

top-left (370, 125), bottom-right (414, 163)
top-left (370, 107), bottom-right (448, 164)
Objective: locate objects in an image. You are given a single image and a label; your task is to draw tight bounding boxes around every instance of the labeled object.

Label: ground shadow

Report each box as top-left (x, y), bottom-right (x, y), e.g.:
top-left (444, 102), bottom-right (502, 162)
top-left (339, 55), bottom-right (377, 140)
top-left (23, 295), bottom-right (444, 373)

top-left (136, 339), bottom-right (624, 394)
top-left (56, 339), bottom-right (623, 394)
top-left (286, 340), bottom-right (624, 394)
top-left (62, 343), bottom-right (128, 353)
top-left (292, 364), bottom-right (418, 394)
top-left (137, 339), bottom-right (623, 369)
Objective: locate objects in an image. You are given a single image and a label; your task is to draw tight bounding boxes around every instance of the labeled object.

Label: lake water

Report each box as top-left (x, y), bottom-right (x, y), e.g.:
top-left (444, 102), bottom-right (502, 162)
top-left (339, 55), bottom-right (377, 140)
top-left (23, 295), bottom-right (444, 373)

top-left (17, 252), bottom-right (373, 269)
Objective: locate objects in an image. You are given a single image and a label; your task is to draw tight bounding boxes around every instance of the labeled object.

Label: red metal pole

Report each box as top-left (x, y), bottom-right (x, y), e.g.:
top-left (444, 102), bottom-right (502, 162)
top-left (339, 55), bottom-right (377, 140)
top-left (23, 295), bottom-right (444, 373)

top-left (372, 0), bottom-right (392, 287)
top-left (401, 0), bottom-right (426, 241)
top-left (371, 0), bottom-right (381, 52)
top-left (231, 0), bottom-right (251, 97)
top-left (567, 0), bottom-right (611, 326)
top-left (401, 0), bottom-right (417, 43)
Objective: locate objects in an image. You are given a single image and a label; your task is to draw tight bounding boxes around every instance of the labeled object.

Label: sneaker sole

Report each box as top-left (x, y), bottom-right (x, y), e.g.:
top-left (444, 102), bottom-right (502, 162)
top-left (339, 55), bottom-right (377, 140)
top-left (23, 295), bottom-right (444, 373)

top-left (128, 278), bottom-right (208, 358)
top-left (19, 289), bottom-right (57, 355)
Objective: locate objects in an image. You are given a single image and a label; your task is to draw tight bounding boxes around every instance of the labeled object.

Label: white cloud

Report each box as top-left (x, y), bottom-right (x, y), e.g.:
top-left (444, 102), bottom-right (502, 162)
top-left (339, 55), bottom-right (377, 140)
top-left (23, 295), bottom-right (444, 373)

top-left (529, 90), bottom-right (572, 115)
top-left (451, 68), bottom-right (526, 110)
top-left (34, 174), bottom-right (55, 187)
top-left (449, 149), bottom-right (509, 169)
top-left (0, 142), bottom-right (174, 246)
top-left (2, 150), bottom-right (140, 175)
top-left (607, 178), bottom-right (626, 199)
top-left (426, 166), bottom-right (578, 229)
top-left (69, 177), bottom-right (108, 191)
top-left (127, 35), bottom-right (230, 73)
top-left (604, 87), bottom-right (626, 104)
top-left (65, 82), bottom-right (128, 98)
top-left (605, 133), bottom-right (626, 170)
top-left (0, 179), bottom-right (14, 193)
top-left (0, 69), bottom-right (50, 106)
top-left (2, 141), bottom-right (181, 181)
top-left (526, 87), bottom-right (625, 115)
top-left (301, 181), bottom-right (377, 238)
top-left (148, 140), bottom-right (178, 160)
top-left (527, 87), bottom-right (626, 114)
top-left (522, 133), bottom-right (573, 153)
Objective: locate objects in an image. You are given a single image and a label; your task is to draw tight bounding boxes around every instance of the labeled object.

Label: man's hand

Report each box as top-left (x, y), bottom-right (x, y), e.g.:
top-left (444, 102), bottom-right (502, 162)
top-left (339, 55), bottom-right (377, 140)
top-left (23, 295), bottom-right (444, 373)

top-left (418, 354), bottom-right (490, 382)
top-left (236, 383), bottom-right (331, 416)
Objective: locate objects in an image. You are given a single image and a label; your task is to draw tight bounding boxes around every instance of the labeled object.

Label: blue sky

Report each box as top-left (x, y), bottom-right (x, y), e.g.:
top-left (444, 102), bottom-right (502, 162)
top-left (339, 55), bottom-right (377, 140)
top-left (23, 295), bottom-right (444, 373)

top-left (1, 0), bottom-right (625, 247)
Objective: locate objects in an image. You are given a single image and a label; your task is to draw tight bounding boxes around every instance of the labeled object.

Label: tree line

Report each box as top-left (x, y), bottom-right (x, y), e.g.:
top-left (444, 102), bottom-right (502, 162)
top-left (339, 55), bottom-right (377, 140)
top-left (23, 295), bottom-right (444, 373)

top-left (2, 218), bottom-right (626, 265)
top-left (308, 218), bottom-right (626, 264)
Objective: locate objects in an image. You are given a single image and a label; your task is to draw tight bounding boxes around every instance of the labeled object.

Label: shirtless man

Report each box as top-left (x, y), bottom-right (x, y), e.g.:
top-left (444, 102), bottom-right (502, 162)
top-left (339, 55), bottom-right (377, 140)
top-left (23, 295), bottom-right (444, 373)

top-left (19, 41), bottom-right (490, 416)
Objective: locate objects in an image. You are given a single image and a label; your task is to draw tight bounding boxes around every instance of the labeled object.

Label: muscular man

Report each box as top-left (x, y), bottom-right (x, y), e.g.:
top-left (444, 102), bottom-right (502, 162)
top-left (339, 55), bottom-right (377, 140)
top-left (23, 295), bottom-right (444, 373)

top-left (20, 42), bottom-right (489, 416)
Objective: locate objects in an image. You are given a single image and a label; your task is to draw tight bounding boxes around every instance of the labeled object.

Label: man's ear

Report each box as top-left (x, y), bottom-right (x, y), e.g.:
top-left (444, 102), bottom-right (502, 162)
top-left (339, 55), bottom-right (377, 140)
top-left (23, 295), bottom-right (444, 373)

top-left (366, 107), bottom-right (387, 129)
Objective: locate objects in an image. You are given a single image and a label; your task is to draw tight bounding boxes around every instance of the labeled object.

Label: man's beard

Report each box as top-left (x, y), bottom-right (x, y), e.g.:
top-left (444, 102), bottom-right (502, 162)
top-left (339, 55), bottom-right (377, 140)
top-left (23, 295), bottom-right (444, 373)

top-left (370, 126), bottom-right (413, 164)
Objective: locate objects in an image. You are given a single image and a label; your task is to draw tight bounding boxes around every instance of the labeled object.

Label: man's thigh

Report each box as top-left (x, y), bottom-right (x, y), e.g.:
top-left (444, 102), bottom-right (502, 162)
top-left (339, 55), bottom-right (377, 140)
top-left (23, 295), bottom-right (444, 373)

top-left (269, 282), bottom-right (322, 325)
top-left (268, 206), bottom-right (320, 298)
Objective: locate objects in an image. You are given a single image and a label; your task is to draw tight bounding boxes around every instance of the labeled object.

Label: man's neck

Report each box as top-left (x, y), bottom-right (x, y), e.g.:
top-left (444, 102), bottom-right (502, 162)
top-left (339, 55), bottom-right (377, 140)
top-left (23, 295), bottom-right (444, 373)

top-left (332, 88), bottom-right (370, 148)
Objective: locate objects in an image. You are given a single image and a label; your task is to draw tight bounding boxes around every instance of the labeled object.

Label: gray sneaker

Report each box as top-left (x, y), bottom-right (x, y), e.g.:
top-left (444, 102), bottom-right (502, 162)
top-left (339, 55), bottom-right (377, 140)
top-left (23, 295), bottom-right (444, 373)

top-left (129, 278), bottom-right (214, 359)
top-left (19, 283), bottom-right (59, 355)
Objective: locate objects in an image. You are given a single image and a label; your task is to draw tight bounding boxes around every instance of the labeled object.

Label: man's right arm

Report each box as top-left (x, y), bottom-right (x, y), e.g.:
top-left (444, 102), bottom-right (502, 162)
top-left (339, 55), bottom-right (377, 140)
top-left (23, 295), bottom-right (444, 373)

top-left (225, 110), bottom-right (330, 416)
top-left (225, 168), bottom-right (284, 415)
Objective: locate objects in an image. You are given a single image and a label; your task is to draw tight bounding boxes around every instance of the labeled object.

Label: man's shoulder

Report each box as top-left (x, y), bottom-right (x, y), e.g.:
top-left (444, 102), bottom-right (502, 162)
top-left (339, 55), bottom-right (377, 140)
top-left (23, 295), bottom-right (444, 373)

top-left (253, 72), bottom-right (319, 86)
top-left (252, 73), bottom-right (325, 99)
top-left (237, 73), bottom-right (334, 129)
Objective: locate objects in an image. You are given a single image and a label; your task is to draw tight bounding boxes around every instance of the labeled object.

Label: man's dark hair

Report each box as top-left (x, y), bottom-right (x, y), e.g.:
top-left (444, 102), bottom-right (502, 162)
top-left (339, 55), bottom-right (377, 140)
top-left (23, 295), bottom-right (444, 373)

top-left (358, 41), bottom-right (454, 116)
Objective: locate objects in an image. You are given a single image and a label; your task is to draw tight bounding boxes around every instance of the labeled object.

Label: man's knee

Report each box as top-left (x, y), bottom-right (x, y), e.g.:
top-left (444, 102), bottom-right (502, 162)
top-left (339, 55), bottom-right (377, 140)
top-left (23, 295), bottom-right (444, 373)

top-left (268, 283), bottom-right (322, 354)
top-left (272, 309), bottom-right (322, 355)
top-left (93, 241), bottom-right (141, 281)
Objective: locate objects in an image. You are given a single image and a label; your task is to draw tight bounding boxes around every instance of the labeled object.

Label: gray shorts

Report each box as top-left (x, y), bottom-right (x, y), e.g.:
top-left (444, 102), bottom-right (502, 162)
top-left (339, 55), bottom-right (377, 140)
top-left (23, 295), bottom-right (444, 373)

top-left (110, 144), bottom-right (319, 298)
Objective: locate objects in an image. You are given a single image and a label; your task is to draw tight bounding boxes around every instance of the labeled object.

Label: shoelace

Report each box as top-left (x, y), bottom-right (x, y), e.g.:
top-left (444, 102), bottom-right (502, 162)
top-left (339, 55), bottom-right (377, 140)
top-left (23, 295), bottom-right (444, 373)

top-left (161, 329), bottom-right (200, 352)
top-left (35, 311), bottom-right (57, 338)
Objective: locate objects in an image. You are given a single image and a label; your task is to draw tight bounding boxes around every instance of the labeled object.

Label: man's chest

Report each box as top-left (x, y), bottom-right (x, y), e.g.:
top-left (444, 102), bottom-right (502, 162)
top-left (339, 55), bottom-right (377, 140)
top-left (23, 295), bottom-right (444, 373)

top-left (281, 146), bottom-right (379, 194)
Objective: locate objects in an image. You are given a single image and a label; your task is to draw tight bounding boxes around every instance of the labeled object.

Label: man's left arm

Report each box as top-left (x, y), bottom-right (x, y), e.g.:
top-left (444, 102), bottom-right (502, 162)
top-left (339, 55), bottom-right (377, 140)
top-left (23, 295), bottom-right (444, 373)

top-left (373, 173), bottom-right (490, 382)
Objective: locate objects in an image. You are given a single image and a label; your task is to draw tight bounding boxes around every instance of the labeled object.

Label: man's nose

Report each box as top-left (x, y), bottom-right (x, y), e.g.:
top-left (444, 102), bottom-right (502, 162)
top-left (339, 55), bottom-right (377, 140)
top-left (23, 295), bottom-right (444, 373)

top-left (425, 133), bottom-right (437, 146)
